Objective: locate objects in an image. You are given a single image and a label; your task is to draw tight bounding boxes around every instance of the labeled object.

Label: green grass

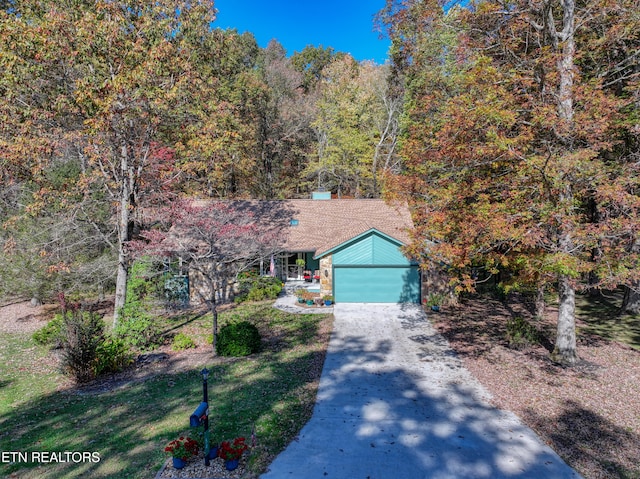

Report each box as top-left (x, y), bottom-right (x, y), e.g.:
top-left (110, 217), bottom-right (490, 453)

top-left (0, 301), bottom-right (332, 478)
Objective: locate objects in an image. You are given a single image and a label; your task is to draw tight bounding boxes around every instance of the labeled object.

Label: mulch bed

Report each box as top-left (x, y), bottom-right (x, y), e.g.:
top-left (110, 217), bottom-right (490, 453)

top-left (431, 295), bottom-right (640, 479)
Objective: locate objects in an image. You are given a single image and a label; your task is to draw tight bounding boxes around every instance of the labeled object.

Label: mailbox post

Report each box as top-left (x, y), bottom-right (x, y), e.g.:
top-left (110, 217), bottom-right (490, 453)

top-left (201, 368), bottom-right (210, 466)
top-left (189, 368), bottom-right (211, 466)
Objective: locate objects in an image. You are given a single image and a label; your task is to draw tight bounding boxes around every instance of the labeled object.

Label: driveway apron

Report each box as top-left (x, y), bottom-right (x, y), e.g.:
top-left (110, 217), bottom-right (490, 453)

top-left (260, 303), bottom-right (583, 479)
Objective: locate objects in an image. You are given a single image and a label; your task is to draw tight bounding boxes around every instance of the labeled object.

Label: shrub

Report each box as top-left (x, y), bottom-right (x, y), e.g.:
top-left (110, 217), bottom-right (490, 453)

top-left (172, 332), bottom-right (196, 351)
top-left (114, 310), bottom-right (161, 351)
top-left (236, 276), bottom-right (283, 303)
top-left (506, 316), bottom-right (539, 349)
top-left (114, 258), bottom-right (163, 350)
top-left (32, 313), bottom-right (64, 348)
top-left (216, 321), bottom-right (261, 357)
top-left (60, 310), bottom-right (105, 383)
top-left (95, 337), bottom-right (134, 375)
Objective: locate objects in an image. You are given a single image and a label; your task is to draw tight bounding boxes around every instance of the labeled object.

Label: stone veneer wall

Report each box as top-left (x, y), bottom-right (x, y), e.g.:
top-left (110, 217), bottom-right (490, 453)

top-left (319, 255), bottom-right (333, 298)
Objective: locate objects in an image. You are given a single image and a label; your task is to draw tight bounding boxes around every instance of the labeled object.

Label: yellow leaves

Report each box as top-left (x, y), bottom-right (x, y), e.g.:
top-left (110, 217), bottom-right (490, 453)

top-left (46, 262), bottom-right (71, 274)
top-left (3, 236), bottom-right (17, 255)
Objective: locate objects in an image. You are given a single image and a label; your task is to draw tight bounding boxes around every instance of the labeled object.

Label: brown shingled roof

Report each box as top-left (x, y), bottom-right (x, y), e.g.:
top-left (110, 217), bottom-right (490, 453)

top-left (184, 198), bottom-right (414, 257)
top-left (282, 199), bottom-right (413, 257)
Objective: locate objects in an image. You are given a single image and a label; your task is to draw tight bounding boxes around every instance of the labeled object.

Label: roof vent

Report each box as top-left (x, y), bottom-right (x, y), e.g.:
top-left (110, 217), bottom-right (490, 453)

top-left (311, 191), bottom-right (331, 200)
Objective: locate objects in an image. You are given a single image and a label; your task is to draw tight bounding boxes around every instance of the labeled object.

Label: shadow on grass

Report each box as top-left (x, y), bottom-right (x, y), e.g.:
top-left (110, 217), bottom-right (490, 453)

top-left (522, 400), bottom-right (640, 479)
top-left (574, 292), bottom-right (640, 350)
top-left (446, 292), bottom-right (640, 357)
top-left (0, 307), bottom-right (331, 479)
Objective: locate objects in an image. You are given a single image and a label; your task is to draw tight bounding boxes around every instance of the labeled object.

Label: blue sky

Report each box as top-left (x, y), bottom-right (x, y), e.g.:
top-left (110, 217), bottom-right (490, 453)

top-left (212, 0), bottom-right (391, 64)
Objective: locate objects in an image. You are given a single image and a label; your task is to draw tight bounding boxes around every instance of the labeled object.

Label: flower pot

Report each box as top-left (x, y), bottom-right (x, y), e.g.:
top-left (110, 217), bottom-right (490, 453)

top-left (431, 305), bottom-right (440, 312)
top-left (297, 297), bottom-right (305, 303)
top-left (172, 457), bottom-right (186, 469)
top-left (324, 300), bottom-right (332, 306)
top-left (306, 299), bottom-right (314, 306)
top-left (225, 458), bottom-right (240, 471)
top-left (207, 445), bottom-right (219, 460)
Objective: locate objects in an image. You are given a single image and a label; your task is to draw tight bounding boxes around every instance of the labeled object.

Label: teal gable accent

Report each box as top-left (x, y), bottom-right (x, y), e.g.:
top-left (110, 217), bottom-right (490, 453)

top-left (331, 230), bottom-right (412, 266)
top-left (328, 229), bottom-right (420, 304)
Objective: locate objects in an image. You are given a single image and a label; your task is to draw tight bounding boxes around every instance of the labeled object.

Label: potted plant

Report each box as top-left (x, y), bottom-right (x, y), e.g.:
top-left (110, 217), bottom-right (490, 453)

top-left (305, 292), bottom-right (315, 306)
top-left (426, 293), bottom-right (445, 312)
top-left (296, 258), bottom-right (306, 279)
top-left (323, 295), bottom-right (333, 306)
top-left (164, 436), bottom-right (199, 469)
top-left (294, 288), bottom-right (307, 304)
top-left (219, 437), bottom-right (248, 471)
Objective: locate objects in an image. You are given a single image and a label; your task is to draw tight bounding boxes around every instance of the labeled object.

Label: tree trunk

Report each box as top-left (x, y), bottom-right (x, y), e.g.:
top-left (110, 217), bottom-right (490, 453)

top-left (113, 143), bottom-right (131, 327)
top-left (620, 240), bottom-right (640, 315)
top-left (556, 0), bottom-right (575, 124)
top-left (621, 283), bottom-right (640, 315)
top-left (210, 299), bottom-right (218, 355)
top-left (553, 274), bottom-right (578, 365)
top-left (535, 283), bottom-right (546, 319)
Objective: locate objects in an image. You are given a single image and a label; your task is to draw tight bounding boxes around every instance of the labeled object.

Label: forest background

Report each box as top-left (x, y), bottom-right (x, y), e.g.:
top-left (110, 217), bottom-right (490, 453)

top-left (1, 0), bottom-right (639, 365)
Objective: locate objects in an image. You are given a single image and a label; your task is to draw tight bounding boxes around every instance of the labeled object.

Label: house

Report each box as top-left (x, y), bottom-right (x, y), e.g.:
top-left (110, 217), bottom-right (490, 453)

top-left (274, 194), bottom-right (420, 304)
top-left (182, 194), bottom-right (422, 304)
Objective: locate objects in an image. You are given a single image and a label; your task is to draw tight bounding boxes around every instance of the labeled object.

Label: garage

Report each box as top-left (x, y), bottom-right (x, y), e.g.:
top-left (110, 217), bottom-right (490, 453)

top-left (333, 265), bottom-right (421, 303)
top-left (321, 229), bottom-right (421, 304)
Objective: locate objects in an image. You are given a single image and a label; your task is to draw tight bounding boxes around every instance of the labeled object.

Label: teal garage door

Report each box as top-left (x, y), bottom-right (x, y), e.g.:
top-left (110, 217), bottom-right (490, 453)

top-left (334, 265), bottom-right (420, 303)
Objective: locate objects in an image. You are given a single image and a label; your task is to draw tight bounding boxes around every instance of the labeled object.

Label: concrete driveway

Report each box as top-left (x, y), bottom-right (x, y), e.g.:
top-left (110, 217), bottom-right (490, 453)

top-left (260, 303), bottom-right (582, 479)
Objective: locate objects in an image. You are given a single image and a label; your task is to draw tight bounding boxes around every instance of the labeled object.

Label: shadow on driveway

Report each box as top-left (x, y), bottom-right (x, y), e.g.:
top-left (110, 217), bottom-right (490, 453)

top-left (260, 304), bottom-right (582, 479)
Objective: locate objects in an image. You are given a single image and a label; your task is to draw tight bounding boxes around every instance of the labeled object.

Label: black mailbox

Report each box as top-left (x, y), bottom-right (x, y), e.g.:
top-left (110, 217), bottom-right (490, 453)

top-left (190, 401), bottom-right (208, 427)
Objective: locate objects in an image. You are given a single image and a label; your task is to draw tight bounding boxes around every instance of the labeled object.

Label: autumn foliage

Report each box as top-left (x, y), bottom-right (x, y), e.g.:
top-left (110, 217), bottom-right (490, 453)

top-left (381, 0), bottom-right (640, 364)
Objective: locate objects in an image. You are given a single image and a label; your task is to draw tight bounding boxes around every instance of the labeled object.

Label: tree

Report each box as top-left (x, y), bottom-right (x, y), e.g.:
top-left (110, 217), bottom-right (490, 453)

top-left (291, 45), bottom-right (343, 92)
top-left (253, 40), bottom-right (316, 198)
top-left (175, 28), bottom-right (265, 199)
top-left (130, 200), bottom-right (284, 352)
top-left (0, 0), bottom-right (224, 322)
top-left (307, 56), bottom-right (399, 197)
top-left (381, 0), bottom-right (639, 365)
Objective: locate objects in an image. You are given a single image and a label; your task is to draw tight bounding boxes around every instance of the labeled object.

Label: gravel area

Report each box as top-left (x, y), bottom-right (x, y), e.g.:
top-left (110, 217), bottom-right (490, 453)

top-left (155, 453), bottom-right (249, 479)
top-left (432, 296), bottom-right (640, 479)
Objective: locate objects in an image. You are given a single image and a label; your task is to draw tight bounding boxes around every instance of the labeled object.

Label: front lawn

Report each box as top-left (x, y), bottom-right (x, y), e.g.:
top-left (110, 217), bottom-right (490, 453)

top-left (0, 301), bottom-right (332, 478)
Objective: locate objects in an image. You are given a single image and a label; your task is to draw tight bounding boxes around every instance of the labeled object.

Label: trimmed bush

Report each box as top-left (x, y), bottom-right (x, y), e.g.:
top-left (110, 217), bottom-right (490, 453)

top-left (216, 321), bottom-right (261, 357)
top-left (172, 332), bottom-right (196, 351)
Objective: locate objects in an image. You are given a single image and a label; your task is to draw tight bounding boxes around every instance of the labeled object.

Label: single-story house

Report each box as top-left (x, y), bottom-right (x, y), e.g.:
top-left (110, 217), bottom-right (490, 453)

top-left (272, 193), bottom-right (421, 303)
top-left (182, 193), bottom-right (423, 304)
